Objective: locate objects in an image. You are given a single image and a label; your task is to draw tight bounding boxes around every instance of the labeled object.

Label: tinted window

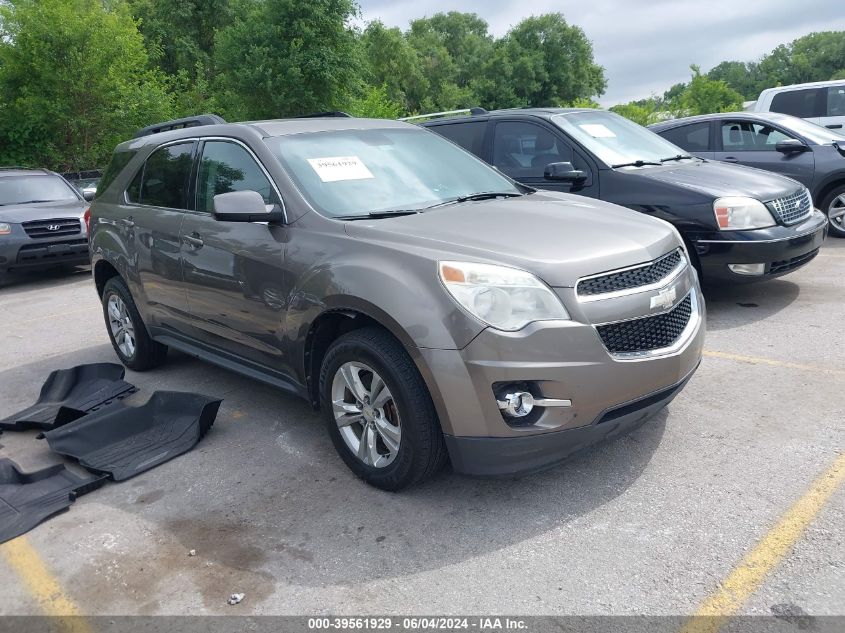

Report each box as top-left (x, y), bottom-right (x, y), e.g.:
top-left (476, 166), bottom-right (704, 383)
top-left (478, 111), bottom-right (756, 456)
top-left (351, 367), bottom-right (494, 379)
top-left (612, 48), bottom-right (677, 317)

top-left (138, 142), bottom-right (195, 208)
top-left (97, 151), bottom-right (136, 199)
top-left (430, 121), bottom-right (486, 156)
top-left (196, 141), bottom-right (276, 213)
top-left (0, 175), bottom-right (78, 205)
top-left (660, 122), bottom-right (711, 151)
top-left (492, 121), bottom-right (574, 179)
top-left (721, 121), bottom-right (793, 151)
top-left (126, 167), bottom-right (143, 203)
top-left (828, 85), bottom-right (845, 117)
top-left (770, 88), bottom-right (825, 118)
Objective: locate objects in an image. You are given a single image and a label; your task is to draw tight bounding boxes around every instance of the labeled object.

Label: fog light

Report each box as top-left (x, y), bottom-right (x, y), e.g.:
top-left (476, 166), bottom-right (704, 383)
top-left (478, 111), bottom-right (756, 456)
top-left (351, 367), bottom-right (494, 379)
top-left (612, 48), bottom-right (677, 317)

top-left (728, 263), bottom-right (766, 276)
top-left (498, 391), bottom-right (535, 418)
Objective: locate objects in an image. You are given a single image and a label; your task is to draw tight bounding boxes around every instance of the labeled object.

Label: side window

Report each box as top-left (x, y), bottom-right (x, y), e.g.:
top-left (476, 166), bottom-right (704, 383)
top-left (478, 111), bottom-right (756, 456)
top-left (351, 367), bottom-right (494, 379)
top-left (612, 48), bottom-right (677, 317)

top-left (97, 150), bottom-right (136, 199)
top-left (770, 88), bottom-right (825, 118)
top-left (430, 121), bottom-right (487, 156)
top-left (126, 166), bottom-right (143, 203)
top-left (138, 142), bottom-right (195, 208)
top-left (492, 121), bottom-right (574, 180)
top-left (196, 141), bottom-right (276, 213)
top-left (660, 122), bottom-right (711, 152)
top-left (721, 121), bottom-right (793, 151)
top-left (827, 86), bottom-right (845, 117)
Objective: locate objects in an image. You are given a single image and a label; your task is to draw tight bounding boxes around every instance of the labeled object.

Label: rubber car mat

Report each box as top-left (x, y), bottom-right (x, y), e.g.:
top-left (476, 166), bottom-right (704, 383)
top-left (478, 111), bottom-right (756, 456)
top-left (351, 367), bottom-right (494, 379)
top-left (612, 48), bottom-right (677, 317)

top-left (42, 391), bottom-right (222, 481)
top-left (0, 458), bottom-right (106, 544)
top-left (0, 363), bottom-right (136, 431)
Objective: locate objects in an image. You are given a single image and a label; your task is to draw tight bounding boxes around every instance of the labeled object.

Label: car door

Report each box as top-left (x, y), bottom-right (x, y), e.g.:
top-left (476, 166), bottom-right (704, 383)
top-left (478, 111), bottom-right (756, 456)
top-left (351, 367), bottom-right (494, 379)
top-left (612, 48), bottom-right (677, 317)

top-left (490, 119), bottom-right (599, 197)
top-left (713, 119), bottom-right (815, 187)
top-left (180, 138), bottom-right (290, 372)
top-left (821, 84), bottom-right (845, 130)
top-left (123, 141), bottom-right (194, 333)
top-left (656, 121), bottom-right (715, 159)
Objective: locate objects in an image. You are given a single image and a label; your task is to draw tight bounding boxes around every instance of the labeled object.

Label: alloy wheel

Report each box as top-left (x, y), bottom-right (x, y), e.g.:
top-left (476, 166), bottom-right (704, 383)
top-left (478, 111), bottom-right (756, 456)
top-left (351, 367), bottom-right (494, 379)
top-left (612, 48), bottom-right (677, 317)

top-left (331, 361), bottom-right (401, 468)
top-left (107, 294), bottom-right (136, 358)
top-left (829, 194), bottom-right (845, 230)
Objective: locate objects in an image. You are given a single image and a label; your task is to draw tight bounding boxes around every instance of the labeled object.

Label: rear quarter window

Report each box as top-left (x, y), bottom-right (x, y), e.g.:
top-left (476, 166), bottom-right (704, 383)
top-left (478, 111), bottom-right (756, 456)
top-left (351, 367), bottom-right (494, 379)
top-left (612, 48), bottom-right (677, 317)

top-left (96, 150), bottom-right (136, 199)
top-left (428, 121), bottom-right (487, 157)
top-left (770, 88), bottom-right (826, 118)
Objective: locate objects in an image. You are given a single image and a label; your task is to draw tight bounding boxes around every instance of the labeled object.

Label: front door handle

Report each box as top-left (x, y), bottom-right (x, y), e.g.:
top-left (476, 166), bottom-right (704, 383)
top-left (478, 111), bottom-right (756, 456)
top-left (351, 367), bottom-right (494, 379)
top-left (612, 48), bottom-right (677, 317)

top-left (826, 124), bottom-right (843, 129)
top-left (723, 156), bottom-right (739, 162)
top-left (183, 232), bottom-right (204, 249)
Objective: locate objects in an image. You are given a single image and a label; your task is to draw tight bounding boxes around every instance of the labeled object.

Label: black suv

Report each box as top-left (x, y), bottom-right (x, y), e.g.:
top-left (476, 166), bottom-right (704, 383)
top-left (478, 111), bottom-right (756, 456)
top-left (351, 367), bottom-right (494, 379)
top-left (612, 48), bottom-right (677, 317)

top-left (423, 108), bottom-right (828, 284)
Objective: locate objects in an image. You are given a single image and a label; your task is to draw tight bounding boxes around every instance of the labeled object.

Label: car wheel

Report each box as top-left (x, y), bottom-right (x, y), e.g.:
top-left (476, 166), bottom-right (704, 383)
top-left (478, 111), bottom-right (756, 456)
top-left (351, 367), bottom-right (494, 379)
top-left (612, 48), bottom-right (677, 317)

top-left (319, 327), bottom-right (447, 491)
top-left (101, 276), bottom-right (167, 371)
top-left (821, 185), bottom-right (845, 238)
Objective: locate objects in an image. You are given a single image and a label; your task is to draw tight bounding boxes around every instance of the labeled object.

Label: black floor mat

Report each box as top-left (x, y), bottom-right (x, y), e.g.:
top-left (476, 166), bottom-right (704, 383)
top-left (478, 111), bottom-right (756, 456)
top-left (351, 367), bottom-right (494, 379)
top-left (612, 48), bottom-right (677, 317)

top-left (0, 458), bottom-right (106, 544)
top-left (0, 363), bottom-right (136, 431)
top-left (42, 391), bottom-right (222, 481)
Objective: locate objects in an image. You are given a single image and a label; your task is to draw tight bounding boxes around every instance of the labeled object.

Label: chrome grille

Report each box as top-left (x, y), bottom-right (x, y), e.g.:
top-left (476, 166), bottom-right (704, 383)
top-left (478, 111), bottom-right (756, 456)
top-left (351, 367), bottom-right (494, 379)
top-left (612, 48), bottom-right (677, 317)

top-left (578, 249), bottom-right (683, 297)
top-left (768, 189), bottom-right (812, 226)
top-left (22, 218), bottom-right (82, 238)
top-left (596, 294), bottom-right (693, 355)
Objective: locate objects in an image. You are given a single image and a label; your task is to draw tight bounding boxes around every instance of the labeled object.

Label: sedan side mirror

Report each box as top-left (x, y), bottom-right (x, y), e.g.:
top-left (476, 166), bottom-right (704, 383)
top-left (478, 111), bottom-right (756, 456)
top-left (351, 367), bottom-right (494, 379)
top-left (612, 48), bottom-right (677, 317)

top-left (775, 139), bottom-right (809, 154)
top-left (213, 190), bottom-right (283, 223)
top-left (544, 162), bottom-right (587, 182)
top-left (82, 189), bottom-right (95, 202)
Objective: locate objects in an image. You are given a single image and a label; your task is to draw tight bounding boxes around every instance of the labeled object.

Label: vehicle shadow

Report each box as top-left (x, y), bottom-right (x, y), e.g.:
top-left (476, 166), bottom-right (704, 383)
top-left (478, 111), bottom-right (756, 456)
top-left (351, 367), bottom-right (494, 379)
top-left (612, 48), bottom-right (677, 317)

top-left (701, 279), bottom-right (800, 331)
top-left (0, 343), bottom-right (668, 603)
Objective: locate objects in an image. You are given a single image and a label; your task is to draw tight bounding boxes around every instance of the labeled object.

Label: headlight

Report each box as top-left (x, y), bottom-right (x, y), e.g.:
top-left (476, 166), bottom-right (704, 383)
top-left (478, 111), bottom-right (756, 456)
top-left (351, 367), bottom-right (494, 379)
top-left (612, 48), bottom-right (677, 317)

top-left (438, 261), bottom-right (569, 331)
top-left (0, 223), bottom-right (11, 235)
top-left (713, 197), bottom-right (775, 230)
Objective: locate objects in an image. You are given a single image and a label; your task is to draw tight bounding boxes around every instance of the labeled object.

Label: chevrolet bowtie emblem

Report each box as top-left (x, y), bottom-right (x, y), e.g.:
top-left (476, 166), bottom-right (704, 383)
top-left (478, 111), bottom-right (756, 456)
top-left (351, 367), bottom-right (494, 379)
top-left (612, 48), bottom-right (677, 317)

top-left (650, 287), bottom-right (677, 310)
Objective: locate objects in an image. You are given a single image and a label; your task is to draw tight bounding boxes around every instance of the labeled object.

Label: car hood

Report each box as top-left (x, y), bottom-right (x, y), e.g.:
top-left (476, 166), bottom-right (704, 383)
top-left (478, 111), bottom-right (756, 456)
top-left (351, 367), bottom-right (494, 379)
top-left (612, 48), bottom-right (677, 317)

top-left (344, 191), bottom-right (680, 287)
top-left (0, 199), bottom-right (87, 223)
top-left (624, 159), bottom-right (800, 201)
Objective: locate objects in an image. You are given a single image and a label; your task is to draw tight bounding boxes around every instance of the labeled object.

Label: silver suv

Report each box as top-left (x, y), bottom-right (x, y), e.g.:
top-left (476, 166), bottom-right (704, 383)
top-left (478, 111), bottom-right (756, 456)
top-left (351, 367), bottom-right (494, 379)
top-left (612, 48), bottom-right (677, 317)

top-left (90, 115), bottom-right (705, 490)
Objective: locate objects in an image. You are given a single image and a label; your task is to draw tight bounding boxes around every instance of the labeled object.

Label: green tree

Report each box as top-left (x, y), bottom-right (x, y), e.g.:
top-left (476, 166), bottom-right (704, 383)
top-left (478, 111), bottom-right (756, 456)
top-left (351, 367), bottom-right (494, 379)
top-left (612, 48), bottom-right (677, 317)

top-left (0, 0), bottom-right (175, 170)
top-left (679, 65), bottom-right (743, 115)
top-left (610, 99), bottom-right (661, 126)
top-left (706, 60), bottom-right (763, 100)
top-left (345, 84), bottom-right (402, 119)
top-left (214, 0), bottom-right (362, 120)
top-left (360, 21), bottom-right (427, 112)
top-left (479, 14), bottom-right (606, 109)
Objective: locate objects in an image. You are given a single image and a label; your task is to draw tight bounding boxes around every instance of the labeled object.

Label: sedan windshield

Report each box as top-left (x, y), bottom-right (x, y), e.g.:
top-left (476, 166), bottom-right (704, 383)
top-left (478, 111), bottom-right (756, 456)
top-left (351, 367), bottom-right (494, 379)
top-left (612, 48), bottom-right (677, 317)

top-left (265, 127), bottom-right (521, 218)
top-left (553, 111), bottom-right (689, 168)
top-left (0, 175), bottom-right (79, 206)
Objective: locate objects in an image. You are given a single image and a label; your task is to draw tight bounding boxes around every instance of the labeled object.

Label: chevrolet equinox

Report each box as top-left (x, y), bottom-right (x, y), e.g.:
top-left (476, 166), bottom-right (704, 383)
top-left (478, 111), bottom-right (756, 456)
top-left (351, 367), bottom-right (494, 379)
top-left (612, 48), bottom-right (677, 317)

top-left (89, 115), bottom-right (705, 490)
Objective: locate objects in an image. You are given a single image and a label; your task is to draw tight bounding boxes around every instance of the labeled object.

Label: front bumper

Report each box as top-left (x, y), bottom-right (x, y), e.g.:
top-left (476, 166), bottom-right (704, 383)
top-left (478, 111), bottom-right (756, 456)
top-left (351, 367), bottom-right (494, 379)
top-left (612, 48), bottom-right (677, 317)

top-left (693, 210), bottom-right (828, 284)
top-left (418, 281), bottom-right (705, 476)
top-left (0, 227), bottom-right (89, 272)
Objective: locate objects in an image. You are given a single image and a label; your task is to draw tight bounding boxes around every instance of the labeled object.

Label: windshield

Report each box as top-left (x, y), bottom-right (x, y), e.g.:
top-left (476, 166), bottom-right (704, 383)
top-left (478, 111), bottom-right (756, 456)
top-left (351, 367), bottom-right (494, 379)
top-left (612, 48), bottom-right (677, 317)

top-left (553, 111), bottom-right (689, 167)
top-left (0, 175), bottom-right (79, 206)
top-left (765, 113), bottom-right (845, 144)
top-left (265, 127), bottom-right (520, 218)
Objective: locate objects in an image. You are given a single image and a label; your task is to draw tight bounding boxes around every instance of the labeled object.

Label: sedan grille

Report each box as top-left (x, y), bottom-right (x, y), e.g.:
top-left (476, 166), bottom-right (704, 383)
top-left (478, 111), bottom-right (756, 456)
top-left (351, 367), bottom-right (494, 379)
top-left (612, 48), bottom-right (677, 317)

top-left (768, 189), bottom-right (812, 226)
top-left (22, 218), bottom-right (82, 238)
top-left (578, 249), bottom-right (682, 297)
top-left (597, 294), bottom-right (693, 355)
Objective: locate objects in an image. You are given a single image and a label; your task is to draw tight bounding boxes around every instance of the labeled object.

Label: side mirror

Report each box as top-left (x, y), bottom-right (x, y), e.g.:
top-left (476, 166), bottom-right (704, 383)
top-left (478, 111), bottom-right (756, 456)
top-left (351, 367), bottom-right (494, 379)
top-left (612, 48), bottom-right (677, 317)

top-left (213, 190), bottom-right (283, 223)
top-left (544, 162), bottom-right (587, 182)
top-left (775, 139), bottom-right (809, 154)
top-left (82, 189), bottom-right (95, 201)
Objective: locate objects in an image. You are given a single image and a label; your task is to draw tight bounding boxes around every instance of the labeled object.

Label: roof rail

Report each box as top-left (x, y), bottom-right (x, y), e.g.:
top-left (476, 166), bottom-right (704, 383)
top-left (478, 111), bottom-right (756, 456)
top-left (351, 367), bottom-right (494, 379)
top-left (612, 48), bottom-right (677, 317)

top-left (399, 107), bottom-right (487, 123)
top-left (133, 114), bottom-right (226, 138)
top-left (0, 166), bottom-right (34, 171)
top-left (294, 111), bottom-right (353, 118)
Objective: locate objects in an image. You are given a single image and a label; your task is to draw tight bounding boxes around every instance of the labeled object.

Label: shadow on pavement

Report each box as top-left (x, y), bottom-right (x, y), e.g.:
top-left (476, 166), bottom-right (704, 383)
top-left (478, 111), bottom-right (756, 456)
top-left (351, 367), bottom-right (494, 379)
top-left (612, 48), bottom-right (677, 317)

top-left (702, 279), bottom-right (800, 331)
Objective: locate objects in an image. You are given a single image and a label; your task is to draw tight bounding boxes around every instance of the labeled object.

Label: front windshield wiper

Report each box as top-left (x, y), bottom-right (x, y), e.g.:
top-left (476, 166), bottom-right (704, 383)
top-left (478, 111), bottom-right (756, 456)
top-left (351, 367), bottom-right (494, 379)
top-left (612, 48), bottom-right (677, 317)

top-left (660, 154), bottom-right (694, 162)
top-left (335, 209), bottom-right (423, 220)
top-left (16, 199), bottom-right (58, 204)
top-left (611, 160), bottom-right (662, 168)
top-left (425, 191), bottom-right (523, 210)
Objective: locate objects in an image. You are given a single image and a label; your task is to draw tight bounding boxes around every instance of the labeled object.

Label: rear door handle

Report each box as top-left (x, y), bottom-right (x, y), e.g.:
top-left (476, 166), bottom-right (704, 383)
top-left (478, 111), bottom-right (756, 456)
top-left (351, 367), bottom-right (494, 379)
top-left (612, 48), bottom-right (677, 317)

top-left (723, 156), bottom-right (739, 162)
top-left (183, 233), bottom-right (204, 249)
top-left (826, 124), bottom-right (843, 129)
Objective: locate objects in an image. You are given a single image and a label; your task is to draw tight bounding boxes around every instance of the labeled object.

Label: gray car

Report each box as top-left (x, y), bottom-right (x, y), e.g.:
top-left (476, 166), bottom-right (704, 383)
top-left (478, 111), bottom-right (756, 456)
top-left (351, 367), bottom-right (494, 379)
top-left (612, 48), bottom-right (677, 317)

top-left (0, 167), bottom-right (90, 284)
top-left (90, 115), bottom-right (705, 490)
top-left (650, 112), bottom-right (845, 237)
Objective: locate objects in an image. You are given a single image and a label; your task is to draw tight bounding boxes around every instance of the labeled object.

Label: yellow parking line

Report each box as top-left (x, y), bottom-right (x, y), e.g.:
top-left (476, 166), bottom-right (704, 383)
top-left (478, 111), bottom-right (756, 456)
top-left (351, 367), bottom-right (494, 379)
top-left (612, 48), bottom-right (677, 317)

top-left (680, 453), bottom-right (845, 633)
top-left (1, 536), bottom-right (92, 632)
top-left (704, 350), bottom-right (845, 376)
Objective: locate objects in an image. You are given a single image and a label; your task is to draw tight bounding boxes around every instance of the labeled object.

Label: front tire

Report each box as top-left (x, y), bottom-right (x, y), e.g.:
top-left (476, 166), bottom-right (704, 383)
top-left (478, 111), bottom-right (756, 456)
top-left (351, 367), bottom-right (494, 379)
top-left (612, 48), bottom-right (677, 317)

top-left (821, 185), bottom-right (845, 238)
top-left (319, 327), bottom-right (447, 491)
top-left (101, 276), bottom-right (167, 371)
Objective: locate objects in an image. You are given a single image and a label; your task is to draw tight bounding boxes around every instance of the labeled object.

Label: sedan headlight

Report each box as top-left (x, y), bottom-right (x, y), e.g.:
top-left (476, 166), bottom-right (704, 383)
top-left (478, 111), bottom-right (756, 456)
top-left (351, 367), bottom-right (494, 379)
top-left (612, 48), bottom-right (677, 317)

top-left (438, 261), bottom-right (569, 331)
top-left (713, 196), bottom-right (775, 230)
top-left (0, 223), bottom-right (11, 235)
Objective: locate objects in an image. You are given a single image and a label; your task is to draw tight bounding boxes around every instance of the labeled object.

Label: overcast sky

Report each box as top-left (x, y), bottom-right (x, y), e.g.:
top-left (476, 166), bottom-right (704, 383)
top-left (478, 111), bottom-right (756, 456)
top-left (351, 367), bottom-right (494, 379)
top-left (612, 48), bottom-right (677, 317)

top-left (356, 0), bottom-right (845, 105)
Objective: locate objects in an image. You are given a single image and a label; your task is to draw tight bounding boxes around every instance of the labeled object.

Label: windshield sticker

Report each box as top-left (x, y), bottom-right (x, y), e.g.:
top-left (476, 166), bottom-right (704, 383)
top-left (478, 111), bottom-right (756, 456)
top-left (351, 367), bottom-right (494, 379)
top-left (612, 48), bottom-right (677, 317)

top-left (307, 156), bottom-right (375, 182)
top-left (578, 124), bottom-right (616, 138)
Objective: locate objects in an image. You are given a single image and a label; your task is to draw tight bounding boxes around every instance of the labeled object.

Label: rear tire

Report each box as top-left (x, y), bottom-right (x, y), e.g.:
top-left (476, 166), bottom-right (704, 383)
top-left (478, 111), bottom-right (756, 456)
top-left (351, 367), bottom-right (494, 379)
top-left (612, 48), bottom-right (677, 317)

top-left (820, 185), bottom-right (845, 238)
top-left (319, 327), bottom-right (447, 491)
top-left (101, 276), bottom-right (167, 371)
